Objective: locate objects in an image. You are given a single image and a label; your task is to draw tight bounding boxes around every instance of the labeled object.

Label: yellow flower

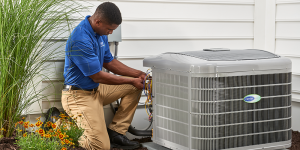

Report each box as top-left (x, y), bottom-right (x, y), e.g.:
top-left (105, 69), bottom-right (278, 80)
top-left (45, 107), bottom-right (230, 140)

top-left (61, 141), bottom-right (65, 145)
top-left (29, 124), bottom-right (35, 127)
top-left (45, 134), bottom-right (51, 138)
top-left (22, 117), bottom-right (25, 120)
top-left (61, 147), bottom-right (67, 150)
top-left (18, 121), bottom-right (23, 125)
top-left (59, 113), bottom-right (66, 118)
top-left (23, 133), bottom-right (27, 137)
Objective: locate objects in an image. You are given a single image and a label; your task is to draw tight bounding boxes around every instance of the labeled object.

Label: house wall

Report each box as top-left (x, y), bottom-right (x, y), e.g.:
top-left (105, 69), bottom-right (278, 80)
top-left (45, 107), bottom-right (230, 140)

top-left (25, 0), bottom-right (300, 138)
top-left (276, 0), bottom-right (300, 131)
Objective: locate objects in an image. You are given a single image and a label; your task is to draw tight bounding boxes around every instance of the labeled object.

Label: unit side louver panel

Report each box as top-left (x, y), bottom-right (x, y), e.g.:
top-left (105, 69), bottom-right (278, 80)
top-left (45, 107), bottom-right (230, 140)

top-left (154, 72), bottom-right (291, 150)
top-left (155, 73), bottom-right (190, 148)
top-left (156, 127), bottom-right (189, 147)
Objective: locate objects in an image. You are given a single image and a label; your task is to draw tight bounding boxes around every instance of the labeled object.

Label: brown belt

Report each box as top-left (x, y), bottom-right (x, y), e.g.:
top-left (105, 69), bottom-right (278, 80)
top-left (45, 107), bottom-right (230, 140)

top-left (63, 85), bottom-right (98, 91)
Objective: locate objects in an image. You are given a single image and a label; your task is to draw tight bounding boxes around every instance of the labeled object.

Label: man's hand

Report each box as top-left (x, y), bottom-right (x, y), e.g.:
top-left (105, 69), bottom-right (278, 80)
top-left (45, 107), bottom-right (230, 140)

top-left (138, 72), bottom-right (147, 81)
top-left (132, 78), bottom-right (144, 90)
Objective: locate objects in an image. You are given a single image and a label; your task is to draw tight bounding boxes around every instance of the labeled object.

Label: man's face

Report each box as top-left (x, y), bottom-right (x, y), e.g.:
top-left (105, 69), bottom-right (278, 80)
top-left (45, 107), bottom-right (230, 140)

top-left (94, 20), bottom-right (119, 36)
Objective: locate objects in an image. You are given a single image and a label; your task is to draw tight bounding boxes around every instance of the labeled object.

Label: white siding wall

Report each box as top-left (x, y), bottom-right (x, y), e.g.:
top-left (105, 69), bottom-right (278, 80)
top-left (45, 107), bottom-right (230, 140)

top-left (276, 0), bottom-right (300, 131)
top-left (27, 0), bottom-right (300, 137)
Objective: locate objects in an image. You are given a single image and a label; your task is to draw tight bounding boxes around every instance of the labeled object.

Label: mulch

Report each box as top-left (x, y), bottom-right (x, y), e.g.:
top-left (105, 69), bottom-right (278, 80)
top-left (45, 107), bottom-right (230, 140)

top-left (288, 130), bottom-right (300, 150)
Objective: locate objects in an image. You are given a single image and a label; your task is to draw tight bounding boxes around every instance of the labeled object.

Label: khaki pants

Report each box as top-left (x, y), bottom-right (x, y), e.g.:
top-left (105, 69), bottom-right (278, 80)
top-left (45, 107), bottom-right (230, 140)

top-left (61, 83), bottom-right (141, 150)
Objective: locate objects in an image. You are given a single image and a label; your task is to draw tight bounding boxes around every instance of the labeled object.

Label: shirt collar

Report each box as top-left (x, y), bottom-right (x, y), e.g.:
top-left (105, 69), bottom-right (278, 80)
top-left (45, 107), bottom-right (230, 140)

top-left (85, 15), bottom-right (97, 37)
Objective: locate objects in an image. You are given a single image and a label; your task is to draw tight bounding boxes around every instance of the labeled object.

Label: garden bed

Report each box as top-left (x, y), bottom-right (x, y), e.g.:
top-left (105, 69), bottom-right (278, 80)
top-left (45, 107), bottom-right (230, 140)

top-left (3, 131), bottom-right (300, 150)
top-left (0, 132), bottom-right (151, 150)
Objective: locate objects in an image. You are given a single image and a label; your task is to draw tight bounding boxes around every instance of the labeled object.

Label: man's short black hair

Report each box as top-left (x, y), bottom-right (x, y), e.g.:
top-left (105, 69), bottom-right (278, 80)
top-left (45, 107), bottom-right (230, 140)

top-left (95, 2), bottom-right (122, 25)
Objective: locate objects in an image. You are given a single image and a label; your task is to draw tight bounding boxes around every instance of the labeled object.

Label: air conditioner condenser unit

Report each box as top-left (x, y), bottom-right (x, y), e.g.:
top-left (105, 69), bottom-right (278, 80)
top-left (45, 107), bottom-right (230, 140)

top-left (143, 49), bottom-right (292, 150)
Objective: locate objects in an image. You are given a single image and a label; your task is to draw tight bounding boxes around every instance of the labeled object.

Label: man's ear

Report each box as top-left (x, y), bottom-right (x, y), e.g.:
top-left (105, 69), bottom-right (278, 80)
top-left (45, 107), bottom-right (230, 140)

top-left (95, 19), bottom-right (102, 26)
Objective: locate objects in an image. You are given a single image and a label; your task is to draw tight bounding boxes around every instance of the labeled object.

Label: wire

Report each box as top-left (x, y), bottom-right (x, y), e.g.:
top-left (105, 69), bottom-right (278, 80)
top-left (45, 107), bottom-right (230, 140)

top-left (143, 69), bottom-right (153, 121)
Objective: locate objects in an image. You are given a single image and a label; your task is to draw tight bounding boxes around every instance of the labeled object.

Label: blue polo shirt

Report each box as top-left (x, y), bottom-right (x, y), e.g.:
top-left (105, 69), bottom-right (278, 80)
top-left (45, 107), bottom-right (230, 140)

top-left (63, 15), bottom-right (114, 89)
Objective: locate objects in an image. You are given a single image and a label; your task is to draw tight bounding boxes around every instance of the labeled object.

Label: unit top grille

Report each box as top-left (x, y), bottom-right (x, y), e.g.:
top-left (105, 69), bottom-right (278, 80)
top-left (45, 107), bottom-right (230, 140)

top-left (165, 49), bottom-right (280, 61)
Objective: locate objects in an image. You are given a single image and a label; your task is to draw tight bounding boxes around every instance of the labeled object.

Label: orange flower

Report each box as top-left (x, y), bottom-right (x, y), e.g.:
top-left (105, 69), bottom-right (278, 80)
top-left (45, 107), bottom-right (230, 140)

top-left (38, 128), bottom-right (45, 135)
top-left (22, 117), bottom-right (25, 120)
top-left (56, 129), bottom-right (61, 133)
top-left (35, 121), bottom-right (43, 127)
top-left (45, 121), bottom-right (52, 127)
top-left (64, 139), bottom-right (70, 144)
top-left (61, 141), bottom-right (65, 145)
top-left (69, 138), bottom-right (73, 141)
top-left (23, 133), bottom-right (27, 137)
top-left (59, 133), bottom-right (64, 139)
top-left (15, 123), bottom-right (18, 127)
top-left (61, 147), bottom-right (67, 150)
top-left (49, 129), bottom-right (53, 133)
top-left (78, 114), bottom-right (82, 117)
top-left (24, 121), bottom-right (29, 126)
top-left (29, 124), bottom-right (35, 127)
top-left (51, 123), bottom-right (57, 129)
top-left (23, 125), bottom-right (28, 129)
top-left (18, 121), bottom-right (23, 125)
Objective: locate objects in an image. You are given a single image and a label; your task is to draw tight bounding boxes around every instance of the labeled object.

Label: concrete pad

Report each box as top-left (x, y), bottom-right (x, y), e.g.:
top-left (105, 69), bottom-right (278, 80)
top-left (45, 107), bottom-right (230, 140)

top-left (141, 142), bottom-right (172, 150)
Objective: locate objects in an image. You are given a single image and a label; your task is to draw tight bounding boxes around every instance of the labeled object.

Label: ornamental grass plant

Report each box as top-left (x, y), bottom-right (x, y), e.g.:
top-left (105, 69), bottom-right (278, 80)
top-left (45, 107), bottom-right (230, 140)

top-left (0, 0), bottom-right (87, 138)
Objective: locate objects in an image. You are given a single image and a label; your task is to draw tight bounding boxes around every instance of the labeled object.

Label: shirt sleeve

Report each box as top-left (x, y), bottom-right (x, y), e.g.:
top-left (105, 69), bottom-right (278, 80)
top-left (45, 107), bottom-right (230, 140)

top-left (103, 36), bottom-right (114, 63)
top-left (67, 38), bottom-right (101, 76)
